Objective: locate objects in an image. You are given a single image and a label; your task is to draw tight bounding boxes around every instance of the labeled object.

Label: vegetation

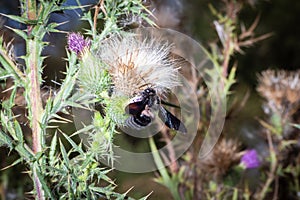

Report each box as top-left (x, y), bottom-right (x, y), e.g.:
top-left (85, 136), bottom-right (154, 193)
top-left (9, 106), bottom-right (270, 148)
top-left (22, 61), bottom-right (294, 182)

top-left (0, 0), bottom-right (299, 199)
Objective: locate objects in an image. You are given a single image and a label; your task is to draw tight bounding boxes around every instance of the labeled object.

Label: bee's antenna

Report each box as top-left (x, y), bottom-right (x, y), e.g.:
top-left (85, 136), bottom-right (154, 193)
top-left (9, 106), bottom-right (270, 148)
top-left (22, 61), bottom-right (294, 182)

top-left (138, 76), bottom-right (153, 90)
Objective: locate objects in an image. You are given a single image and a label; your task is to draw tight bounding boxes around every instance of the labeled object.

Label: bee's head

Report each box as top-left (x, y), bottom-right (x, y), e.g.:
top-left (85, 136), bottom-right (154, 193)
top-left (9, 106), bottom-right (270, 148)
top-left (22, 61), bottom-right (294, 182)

top-left (143, 88), bottom-right (156, 96)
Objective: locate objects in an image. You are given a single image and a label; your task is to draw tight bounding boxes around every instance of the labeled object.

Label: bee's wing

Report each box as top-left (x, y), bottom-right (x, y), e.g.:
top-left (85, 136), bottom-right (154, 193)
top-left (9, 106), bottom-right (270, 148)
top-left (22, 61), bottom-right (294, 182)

top-left (160, 100), bottom-right (180, 108)
top-left (158, 106), bottom-right (187, 134)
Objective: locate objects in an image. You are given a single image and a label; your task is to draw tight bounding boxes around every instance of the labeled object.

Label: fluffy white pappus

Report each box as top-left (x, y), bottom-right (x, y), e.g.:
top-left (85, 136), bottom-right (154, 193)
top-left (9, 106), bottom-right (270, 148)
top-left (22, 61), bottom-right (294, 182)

top-left (95, 33), bottom-right (181, 97)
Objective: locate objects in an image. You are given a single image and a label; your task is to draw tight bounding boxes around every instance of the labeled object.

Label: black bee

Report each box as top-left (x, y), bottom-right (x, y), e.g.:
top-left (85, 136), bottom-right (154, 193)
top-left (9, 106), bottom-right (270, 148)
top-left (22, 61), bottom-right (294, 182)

top-left (125, 88), bottom-right (187, 134)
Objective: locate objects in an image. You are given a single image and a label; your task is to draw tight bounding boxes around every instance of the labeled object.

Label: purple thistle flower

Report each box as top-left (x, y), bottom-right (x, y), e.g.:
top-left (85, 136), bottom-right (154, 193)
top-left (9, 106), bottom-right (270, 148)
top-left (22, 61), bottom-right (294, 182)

top-left (240, 149), bottom-right (260, 169)
top-left (67, 32), bottom-right (91, 55)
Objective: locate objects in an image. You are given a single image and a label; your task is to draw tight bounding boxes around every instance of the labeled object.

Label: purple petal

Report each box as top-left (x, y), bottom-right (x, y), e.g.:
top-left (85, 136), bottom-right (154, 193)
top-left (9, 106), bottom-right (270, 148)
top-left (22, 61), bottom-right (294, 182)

top-left (241, 149), bottom-right (260, 169)
top-left (67, 32), bottom-right (91, 55)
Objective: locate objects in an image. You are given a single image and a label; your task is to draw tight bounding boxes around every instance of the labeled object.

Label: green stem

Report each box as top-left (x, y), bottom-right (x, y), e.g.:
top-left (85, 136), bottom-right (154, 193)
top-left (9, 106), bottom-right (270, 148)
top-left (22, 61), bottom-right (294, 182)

top-left (27, 38), bottom-right (45, 200)
top-left (26, 0), bottom-right (36, 19)
top-left (33, 169), bottom-right (44, 200)
top-left (149, 137), bottom-right (181, 200)
top-left (257, 132), bottom-right (277, 200)
top-left (28, 39), bottom-right (43, 154)
top-left (26, 0), bottom-right (36, 35)
top-left (25, 1), bottom-right (44, 199)
top-left (222, 38), bottom-right (233, 78)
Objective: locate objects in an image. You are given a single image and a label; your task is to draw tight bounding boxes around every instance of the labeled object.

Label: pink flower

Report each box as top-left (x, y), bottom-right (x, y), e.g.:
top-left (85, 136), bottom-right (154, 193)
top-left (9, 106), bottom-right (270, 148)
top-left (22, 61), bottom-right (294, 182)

top-left (67, 32), bottom-right (91, 55)
top-left (240, 149), bottom-right (260, 169)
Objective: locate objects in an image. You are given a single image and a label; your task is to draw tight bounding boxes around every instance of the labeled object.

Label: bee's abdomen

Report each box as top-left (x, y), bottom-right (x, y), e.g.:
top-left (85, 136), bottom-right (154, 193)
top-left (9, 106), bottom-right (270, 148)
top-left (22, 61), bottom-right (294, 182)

top-left (125, 114), bottom-right (151, 130)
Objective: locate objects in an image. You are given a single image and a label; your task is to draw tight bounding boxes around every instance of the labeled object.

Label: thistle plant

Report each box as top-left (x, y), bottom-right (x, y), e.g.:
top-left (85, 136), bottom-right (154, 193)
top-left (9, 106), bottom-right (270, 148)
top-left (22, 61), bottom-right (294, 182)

top-left (149, 1), bottom-right (270, 199)
top-left (147, 1), bottom-right (300, 199)
top-left (1, 0), bottom-right (299, 199)
top-left (255, 69), bottom-right (300, 199)
top-left (0, 0), bottom-right (153, 199)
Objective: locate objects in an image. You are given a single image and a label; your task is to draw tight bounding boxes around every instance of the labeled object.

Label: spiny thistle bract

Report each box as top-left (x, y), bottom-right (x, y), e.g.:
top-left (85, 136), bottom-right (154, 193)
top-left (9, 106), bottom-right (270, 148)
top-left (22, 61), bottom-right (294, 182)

top-left (78, 51), bottom-right (111, 97)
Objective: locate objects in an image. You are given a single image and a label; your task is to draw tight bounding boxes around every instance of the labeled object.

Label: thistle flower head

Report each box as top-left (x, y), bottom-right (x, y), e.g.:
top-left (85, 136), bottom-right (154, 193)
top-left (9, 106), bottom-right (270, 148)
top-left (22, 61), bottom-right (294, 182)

top-left (199, 139), bottom-right (241, 177)
top-left (94, 33), bottom-right (181, 97)
top-left (240, 149), bottom-right (260, 169)
top-left (67, 32), bottom-right (91, 55)
top-left (257, 70), bottom-right (300, 116)
top-left (77, 51), bottom-right (111, 96)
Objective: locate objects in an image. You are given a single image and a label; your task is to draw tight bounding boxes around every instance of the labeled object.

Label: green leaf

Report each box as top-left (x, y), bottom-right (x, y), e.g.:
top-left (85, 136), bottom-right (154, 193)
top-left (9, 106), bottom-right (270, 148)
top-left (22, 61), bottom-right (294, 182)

top-left (0, 130), bottom-right (13, 149)
top-left (1, 13), bottom-right (37, 25)
top-left (139, 192), bottom-right (153, 200)
top-left (149, 137), bottom-right (171, 182)
top-left (89, 185), bottom-right (120, 199)
top-left (49, 133), bottom-right (58, 166)
top-left (149, 137), bottom-right (181, 200)
top-left (232, 188), bottom-right (238, 200)
top-left (224, 66), bottom-right (236, 94)
top-left (49, 114), bottom-right (72, 123)
top-left (34, 165), bottom-right (55, 199)
top-left (0, 38), bottom-right (25, 83)
top-left (0, 73), bottom-right (13, 80)
top-left (5, 26), bottom-right (28, 40)
top-left (1, 113), bottom-right (18, 141)
top-left (14, 120), bottom-right (24, 144)
top-left (93, 168), bottom-right (114, 184)
top-left (258, 118), bottom-right (281, 135)
top-left (80, 153), bottom-right (95, 171)
top-left (69, 124), bottom-right (94, 138)
top-left (14, 143), bottom-right (34, 162)
top-left (44, 165), bottom-right (67, 176)
top-left (1, 158), bottom-right (22, 170)
top-left (46, 21), bottom-right (68, 33)
top-left (291, 123), bottom-right (300, 130)
top-left (59, 5), bottom-right (88, 11)
top-left (59, 139), bottom-right (70, 168)
top-left (61, 132), bottom-right (84, 155)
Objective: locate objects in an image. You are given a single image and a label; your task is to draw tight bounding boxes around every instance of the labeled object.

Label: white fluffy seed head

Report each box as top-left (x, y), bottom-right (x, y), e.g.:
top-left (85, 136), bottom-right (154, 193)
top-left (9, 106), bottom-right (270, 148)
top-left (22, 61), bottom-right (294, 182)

top-left (95, 33), bottom-right (181, 97)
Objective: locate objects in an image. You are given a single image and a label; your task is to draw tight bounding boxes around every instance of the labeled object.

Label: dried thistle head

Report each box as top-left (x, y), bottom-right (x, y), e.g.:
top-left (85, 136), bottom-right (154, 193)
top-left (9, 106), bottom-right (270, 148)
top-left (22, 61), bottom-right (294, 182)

top-left (199, 138), bottom-right (241, 178)
top-left (257, 70), bottom-right (300, 117)
top-left (95, 33), bottom-right (181, 97)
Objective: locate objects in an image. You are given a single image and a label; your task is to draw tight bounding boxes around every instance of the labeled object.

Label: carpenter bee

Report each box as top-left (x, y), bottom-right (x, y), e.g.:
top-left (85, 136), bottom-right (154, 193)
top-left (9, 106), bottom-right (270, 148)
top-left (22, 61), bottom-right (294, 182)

top-left (125, 88), bottom-right (187, 134)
